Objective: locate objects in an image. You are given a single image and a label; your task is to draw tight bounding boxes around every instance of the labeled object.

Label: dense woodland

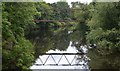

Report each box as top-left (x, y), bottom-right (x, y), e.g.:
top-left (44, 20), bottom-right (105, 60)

top-left (2, 1), bottom-right (120, 70)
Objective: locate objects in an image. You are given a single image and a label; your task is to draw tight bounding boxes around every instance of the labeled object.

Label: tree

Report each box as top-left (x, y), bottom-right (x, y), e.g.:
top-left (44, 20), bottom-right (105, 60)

top-left (2, 2), bottom-right (38, 69)
top-left (87, 2), bottom-right (120, 48)
top-left (35, 2), bottom-right (52, 20)
top-left (51, 2), bottom-right (71, 20)
top-left (87, 2), bottom-right (120, 69)
top-left (34, 2), bottom-right (53, 28)
top-left (71, 2), bottom-right (89, 45)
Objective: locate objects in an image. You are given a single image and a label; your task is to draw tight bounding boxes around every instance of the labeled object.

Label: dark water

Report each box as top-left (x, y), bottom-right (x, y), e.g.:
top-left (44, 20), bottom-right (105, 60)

top-left (27, 25), bottom-right (120, 70)
top-left (27, 26), bottom-right (86, 58)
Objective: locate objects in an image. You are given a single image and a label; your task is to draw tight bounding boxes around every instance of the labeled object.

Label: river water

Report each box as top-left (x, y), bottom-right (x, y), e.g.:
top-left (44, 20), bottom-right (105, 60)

top-left (27, 26), bottom-right (120, 70)
top-left (30, 41), bottom-right (90, 70)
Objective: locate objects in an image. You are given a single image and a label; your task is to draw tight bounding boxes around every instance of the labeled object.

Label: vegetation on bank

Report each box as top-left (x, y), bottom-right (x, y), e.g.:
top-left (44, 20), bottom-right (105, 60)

top-left (2, 1), bottom-right (120, 70)
top-left (2, 2), bottom-right (37, 69)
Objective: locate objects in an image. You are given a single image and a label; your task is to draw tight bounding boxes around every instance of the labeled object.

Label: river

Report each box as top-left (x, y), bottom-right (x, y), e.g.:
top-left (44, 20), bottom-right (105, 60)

top-left (26, 25), bottom-right (120, 70)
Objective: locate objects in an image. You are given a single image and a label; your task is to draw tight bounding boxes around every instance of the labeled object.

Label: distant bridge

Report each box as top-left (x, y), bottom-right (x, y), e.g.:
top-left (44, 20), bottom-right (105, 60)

top-left (34, 20), bottom-right (84, 22)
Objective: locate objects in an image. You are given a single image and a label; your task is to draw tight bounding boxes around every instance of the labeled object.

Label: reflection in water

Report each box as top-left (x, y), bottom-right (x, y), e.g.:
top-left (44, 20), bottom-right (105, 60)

top-left (27, 26), bottom-right (91, 70)
top-left (30, 41), bottom-right (90, 69)
top-left (27, 25), bottom-right (120, 69)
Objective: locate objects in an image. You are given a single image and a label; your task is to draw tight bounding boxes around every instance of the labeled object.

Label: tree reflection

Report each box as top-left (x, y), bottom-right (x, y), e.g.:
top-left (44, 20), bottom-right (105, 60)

top-left (88, 48), bottom-right (120, 69)
top-left (27, 27), bottom-right (71, 58)
top-left (26, 25), bottom-right (120, 69)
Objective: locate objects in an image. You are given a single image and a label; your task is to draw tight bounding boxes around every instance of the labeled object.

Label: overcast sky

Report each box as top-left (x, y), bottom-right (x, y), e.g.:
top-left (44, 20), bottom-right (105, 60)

top-left (43, 0), bottom-right (93, 7)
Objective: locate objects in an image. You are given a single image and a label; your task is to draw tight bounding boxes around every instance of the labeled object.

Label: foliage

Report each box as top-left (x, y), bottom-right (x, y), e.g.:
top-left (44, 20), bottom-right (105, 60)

top-left (87, 2), bottom-right (120, 49)
top-left (71, 2), bottom-right (89, 22)
top-left (87, 2), bottom-right (120, 69)
top-left (51, 2), bottom-right (70, 20)
top-left (71, 2), bottom-right (89, 45)
top-left (2, 37), bottom-right (34, 69)
top-left (2, 1), bottom-right (120, 70)
top-left (34, 2), bottom-right (72, 28)
top-left (2, 2), bottom-right (37, 69)
top-left (35, 2), bottom-right (52, 20)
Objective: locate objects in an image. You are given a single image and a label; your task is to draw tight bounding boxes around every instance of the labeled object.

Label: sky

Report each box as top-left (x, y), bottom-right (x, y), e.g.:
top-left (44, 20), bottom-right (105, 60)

top-left (43, 0), bottom-right (93, 7)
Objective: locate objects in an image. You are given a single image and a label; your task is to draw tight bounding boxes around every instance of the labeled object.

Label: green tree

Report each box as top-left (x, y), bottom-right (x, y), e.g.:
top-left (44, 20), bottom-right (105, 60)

top-left (51, 1), bottom-right (70, 20)
top-left (2, 2), bottom-right (38, 69)
top-left (34, 2), bottom-right (53, 28)
top-left (87, 2), bottom-right (120, 69)
top-left (71, 2), bottom-right (89, 45)
top-left (71, 2), bottom-right (89, 21)
top-left (87, 2), bottom-right (120, 49)
top-left (35, 2), bottom-right (52, 20)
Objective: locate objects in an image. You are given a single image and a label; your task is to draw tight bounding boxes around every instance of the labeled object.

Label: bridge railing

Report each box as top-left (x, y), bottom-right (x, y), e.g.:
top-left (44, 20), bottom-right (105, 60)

top-left (33, 20), bottom-right (84, 22)
top-left (34, 53), bottom-right (88, 66)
